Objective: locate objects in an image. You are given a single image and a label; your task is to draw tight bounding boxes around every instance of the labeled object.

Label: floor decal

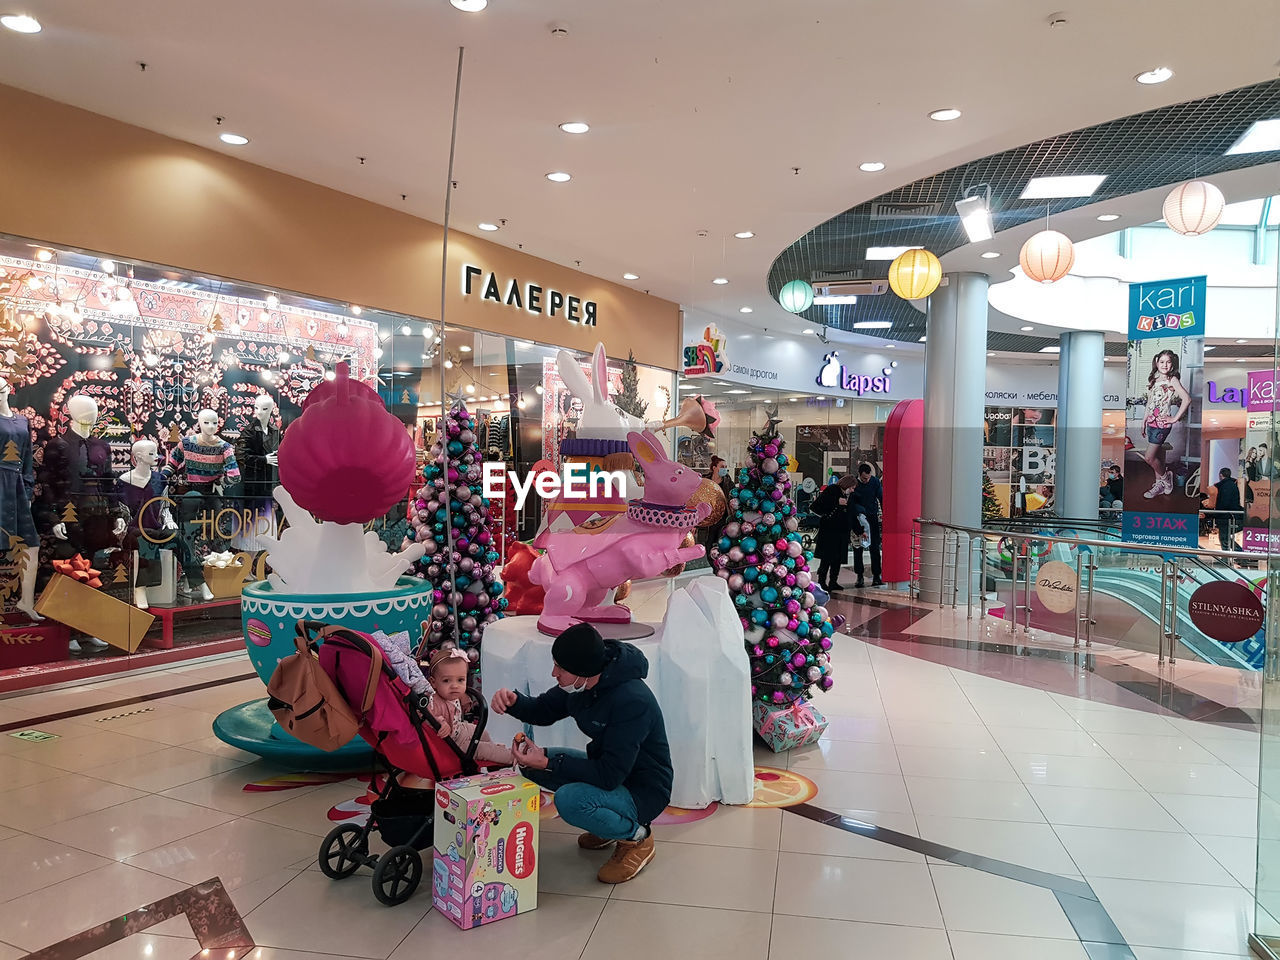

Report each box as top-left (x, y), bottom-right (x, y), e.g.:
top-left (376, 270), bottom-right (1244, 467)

top-left (745, 766), bottom-right (818, 808)
top-left (652, 802), bottom-right (719, 826)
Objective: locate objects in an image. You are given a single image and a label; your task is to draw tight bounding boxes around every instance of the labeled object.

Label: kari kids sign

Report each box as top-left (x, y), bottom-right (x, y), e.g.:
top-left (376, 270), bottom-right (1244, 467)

top-left (1122, 276), bottom-right (1206, 549)
top-left (432, 771), bottom-right (540, 930)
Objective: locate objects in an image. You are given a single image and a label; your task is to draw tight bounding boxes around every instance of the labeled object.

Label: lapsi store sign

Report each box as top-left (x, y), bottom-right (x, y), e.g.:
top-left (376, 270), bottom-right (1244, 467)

top-left (462, 264), bottom-right (598, 327)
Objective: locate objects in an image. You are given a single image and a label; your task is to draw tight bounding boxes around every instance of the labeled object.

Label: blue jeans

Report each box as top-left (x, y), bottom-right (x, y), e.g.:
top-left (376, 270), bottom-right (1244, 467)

top-left (523, 748), bottom-right (641, 841)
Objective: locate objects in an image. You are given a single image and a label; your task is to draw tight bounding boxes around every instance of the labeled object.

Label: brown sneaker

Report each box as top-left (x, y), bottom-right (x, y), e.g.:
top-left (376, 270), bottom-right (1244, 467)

top-left (596, 832), bottom-right (655, 884)
top-left (578, 832), bottom-right (615, 850)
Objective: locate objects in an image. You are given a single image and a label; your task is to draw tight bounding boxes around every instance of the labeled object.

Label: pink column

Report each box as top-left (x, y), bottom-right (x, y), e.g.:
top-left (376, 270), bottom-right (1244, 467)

top-left (882, 399), bottom-right (923, 583)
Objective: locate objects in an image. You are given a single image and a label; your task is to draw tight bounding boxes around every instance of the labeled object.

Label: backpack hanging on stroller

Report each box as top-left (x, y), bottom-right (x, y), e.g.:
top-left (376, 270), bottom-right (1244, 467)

top-left (290, 622), bottom-right (493, 906)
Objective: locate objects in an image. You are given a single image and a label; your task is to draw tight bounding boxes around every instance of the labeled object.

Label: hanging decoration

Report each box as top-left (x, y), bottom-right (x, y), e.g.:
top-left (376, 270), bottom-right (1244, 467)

top-left (1019, 229), bottom-right (1075, 284)
top-left (1162, 180), bottom-right (1226, 237)
top-left (886, 249), bottom-right (942, 301)
top-left (778, 279), bottom-right (814, 314)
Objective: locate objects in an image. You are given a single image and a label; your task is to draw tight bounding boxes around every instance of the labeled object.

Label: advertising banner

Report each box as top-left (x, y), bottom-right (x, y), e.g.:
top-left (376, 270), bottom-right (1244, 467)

top-left (1242, 370), bottom-right (1280, 552)
top-left (1122, 276), bottom-right (1205, 549)
top-left (982, 406), bottom-right (1055, 518)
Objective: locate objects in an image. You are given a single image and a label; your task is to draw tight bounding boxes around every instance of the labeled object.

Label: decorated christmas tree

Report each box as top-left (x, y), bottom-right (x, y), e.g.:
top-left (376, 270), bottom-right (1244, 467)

top-left (708, 408), bottom-right (835, 708)
top-left (981, 468), bottom-right (1002, 522)
top-left (614, 350), bottom-right (648, 421)
top-left (407, 400), bottom-right (507, 682)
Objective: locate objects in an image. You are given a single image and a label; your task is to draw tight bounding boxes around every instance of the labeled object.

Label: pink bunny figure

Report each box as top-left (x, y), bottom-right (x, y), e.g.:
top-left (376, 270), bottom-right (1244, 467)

top-left (530, 429), bottom-right (709, 635)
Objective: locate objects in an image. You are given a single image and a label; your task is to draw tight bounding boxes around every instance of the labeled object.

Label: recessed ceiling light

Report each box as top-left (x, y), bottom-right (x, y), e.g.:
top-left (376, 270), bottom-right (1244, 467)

top-left (859, 162), bottom-right (886, 172)
top-left (1236, 338), bottom-right (1249, 343)
top-left (813, 295), bottom-right (857, 305)
top-left (1021, 325), bottom-right (1034, 332)
top-left (1040, 345), bottom-right (1061, 353)
top-left (734, 231), bottom-right (755, 239)
top-left (1096, 213), bottom-right (1121, 222)
top-left (351, 305), bottom-right (362, 315)
top-left (929, 108), bottom-right (962, 122)
top-left (918, 336), bottom-right (927, 342)
top-left (450, 0), bottom-right (487, 10)
top-left (980, 251), bottom-right (1001, 259)
top-left (1226, 118), bottom-right (1280, 155)
top-left (987, 351), bottom-right (996, 357)
top-left (478, 222), bottom-right (499, 231)
top-left (1236, 358), bottom-right (1247, 363)
top-left (100, 259), bottom-right (115, 273)
top-left (726, 389), bottom-right (749, 395)
top-left (34, 249), bottom-right (52, 262)
top-left (712, 277), bottom-right (729, 285)
top-left (853, 321), bottom-right (891, 329)
top-left (739, 306), bottom-right (753, 313)
top-left (401, 323), bottom-right (412, 335)
top-left (460, 344), bottom-right (472, 352)
top-left (558, 121), bottom-right (590, 134)
top-left (622, 272), bottom-right (639, 280)
top-left (219, 132), bottom-right (249, 146)
top-left (546, 171), bottom-right (572, 183)
top-left (866, 245), bottom-right (923, 260)
top-left (1135, 67), bottom-right (1174, 85)
top-left (1020, 175), bottom-right (1107, 199)
top-left (0, 14), bottom-right (40, 33)
top-left (789, 397), bottom-right (798, 402)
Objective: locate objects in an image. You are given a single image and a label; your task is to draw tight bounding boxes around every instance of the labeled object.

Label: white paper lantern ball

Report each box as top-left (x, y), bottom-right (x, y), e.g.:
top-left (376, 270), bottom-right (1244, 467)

top-left (1163, 180), bottom-right (1225, 237)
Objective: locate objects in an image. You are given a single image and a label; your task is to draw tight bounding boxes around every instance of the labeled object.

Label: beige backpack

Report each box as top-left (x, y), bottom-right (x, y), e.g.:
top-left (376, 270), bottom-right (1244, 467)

top-left (267, 622), bottom-right (380, 751)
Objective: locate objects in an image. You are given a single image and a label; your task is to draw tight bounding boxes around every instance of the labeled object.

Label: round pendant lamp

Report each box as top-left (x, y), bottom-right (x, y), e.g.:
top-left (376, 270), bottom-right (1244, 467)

top-left (778, 279), bottom-right (814, 314)
top-left (1162, 180), bottom-right (1225, 236)
top-left (1019, 230), bottom-right (1075, 284)
top-left (887, 249), bottom-right (942, 301)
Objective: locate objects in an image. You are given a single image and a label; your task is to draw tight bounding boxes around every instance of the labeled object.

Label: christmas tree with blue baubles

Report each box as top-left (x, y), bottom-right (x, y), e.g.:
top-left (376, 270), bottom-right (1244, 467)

top-left (708, 407), bottom-right (835, 711)
top-left (406, 400), bottom-right (506, 683)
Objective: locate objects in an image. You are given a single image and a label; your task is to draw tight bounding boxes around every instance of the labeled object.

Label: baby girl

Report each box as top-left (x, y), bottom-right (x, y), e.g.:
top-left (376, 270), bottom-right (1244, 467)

top-left (426, 648), bottom-right (514, 767)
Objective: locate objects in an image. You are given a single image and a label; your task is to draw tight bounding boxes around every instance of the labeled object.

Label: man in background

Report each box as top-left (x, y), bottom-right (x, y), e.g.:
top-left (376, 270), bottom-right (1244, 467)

top-left (850, 462), bottom-right (884, 588)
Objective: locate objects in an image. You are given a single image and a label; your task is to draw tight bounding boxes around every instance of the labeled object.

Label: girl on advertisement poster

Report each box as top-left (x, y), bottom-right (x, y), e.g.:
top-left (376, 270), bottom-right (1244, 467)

top-left (1139, 349), bottom-right (1191, 498)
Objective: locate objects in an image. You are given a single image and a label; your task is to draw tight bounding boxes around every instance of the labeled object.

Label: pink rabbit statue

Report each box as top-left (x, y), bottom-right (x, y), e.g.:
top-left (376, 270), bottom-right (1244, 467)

top-left (530, 429), bottom-right (709, 635)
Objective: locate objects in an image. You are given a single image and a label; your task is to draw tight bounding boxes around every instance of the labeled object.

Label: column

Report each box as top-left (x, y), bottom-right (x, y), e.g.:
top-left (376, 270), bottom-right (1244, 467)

top-left (919, 272), bottom-right (989, 603)
top-left (1055, 331), bottom-right (1105, 521)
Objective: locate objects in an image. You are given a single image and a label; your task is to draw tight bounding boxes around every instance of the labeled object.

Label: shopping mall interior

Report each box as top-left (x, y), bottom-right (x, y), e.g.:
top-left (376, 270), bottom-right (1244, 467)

top-left (0, 2), bottom-right (1278, 958)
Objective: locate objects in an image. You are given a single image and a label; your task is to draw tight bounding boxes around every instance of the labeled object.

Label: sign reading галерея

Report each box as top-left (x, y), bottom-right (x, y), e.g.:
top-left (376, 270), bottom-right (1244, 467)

top-left (462, 264), bottom-right (598, 326)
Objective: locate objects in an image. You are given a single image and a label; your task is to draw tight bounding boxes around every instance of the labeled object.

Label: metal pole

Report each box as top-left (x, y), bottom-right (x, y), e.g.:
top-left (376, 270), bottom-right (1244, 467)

top-left (1157, 560), bottom-right (1169, 664)
top-left (1008, 547), bottom-right (1019, 635)
top-left (1084, 557), bottom-right (1096, 647)
top-left (979, 534), bottom-right (988, 621)
top-left (1168, 557), bottom-right (1180, 665)
top-left (1023, 543), bottom-right (1034, 635)
top-left (1073, 551), bottom-right (1083, 647)
top-left (952, 532), bottom-right (961, 610)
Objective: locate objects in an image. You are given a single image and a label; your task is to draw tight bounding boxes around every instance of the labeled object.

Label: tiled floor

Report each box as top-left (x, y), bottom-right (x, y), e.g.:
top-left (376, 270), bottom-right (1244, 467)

top-left (0, 593), bottom-right (1264, 960)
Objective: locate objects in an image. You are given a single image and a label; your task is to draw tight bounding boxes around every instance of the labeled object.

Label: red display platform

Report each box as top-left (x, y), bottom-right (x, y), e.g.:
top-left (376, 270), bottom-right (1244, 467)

top-left (0, 635), bottom-right (244, 694)
top-left (143, 597), bottom-right (243, 650)
top-left (0, 620), bottom-right (72, 669)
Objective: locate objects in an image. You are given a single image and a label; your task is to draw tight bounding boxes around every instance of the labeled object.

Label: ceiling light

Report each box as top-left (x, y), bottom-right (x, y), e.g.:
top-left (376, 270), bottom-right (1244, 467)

top-left (257, 310), bottom-right (269, 323)
top-left (265, 294), bottom-right (279, 309)
top-left (444, 359), bottom-right (453, 369)
top-left (789, 397), bottom-right (798, 402)
top-left (734, 231), bottom-right (755, 239)
top-left (1237, 338), bottom-right (1249, 343)
top-left (460, 344), bottom-right (472, 352)
top-left (1021, 325), bottom-right (1034, 332)
top-left (1226, 118), bottom-right (1280, 155)
top-left (622, 273), bottom-right (639, 280)
top-left (1020, 175), bottom-right (1107, 199)
top-left (546, 171), bottom-right (572, 183)
top-left (726, 389), bottom-right (749, 395)
top-left (853, 321), bottom-right (891, 329)
top-left (929, 108), bottom-right (962, 122)
top-left (712, 277), bottom-right (729, 285)
top-left (100, 259), bottom-right (115, 273)
top-left (351, 305), bottom-right (362, 315)
top-left (980, 251), bottom-right (1001, 259)
top-left (866, 245), bottom-right (922, 260)
top-left (802, 328), bottom-right (815, 335)
top-left (955, 193), bottom-right (993, 243)
top-left (813, 295), bottom-right (857, 305)
top-left (373, 347), bottom-right (384, 358)
top-left (1236, 358), bottom-right (1248, 363)
top-left (34, 249), bottom-right (52, 262)
top-left (478, 222), bottom-right (499, 231)
top-left (219, 133), bottom-right (250, 146)
top-left (1040, 345), bottom-right (1061, 353)
top-left (1135, 67), bottom-right (1174, 85)
top-left (859, 162), bottom-right (885, 173)
top-left (1, 13), bottom-right (40, 32)
top-left (336, 321), bottom-right (349, 336)
top-left (534, 385), bottom-right (544, 394)
top-left (450, 0), bottom-right (487, 10)
top-left (465, 384), bottom-right (476, 394)
top-left (558, 121), bottom-right (590, 134)
top-left (277, 350), bottom-right (290, 363)
top-left (739, 306), bottom-right (753, 313)
top-left (987, 351), bottom-right (995, 357)
top-left (918, 336), bottom-right (927, 342)
top-left (401, 323), bottom-right (411, 335)
top-left (1096, 213), bottom-right (1121, 222)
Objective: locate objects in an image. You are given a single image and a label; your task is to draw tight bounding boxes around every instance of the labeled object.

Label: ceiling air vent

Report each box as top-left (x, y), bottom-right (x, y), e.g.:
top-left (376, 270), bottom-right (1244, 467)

top-left (814, 279), bottom-right (889, 297)
top-left (868, 201), bottom-right (944, 220)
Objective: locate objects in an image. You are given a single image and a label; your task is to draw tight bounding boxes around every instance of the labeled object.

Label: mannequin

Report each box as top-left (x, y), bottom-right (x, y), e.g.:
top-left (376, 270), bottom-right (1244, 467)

top-left (237, 394), bottom-right (280, 502)
top-left (119, 440), bottom-right (209, 606)
top-left (37, 394), bottom-right (127, 651)
top-left (162, 409), bottom-right (239, 594)
top-left (0, 377), bottom-right (42, 620)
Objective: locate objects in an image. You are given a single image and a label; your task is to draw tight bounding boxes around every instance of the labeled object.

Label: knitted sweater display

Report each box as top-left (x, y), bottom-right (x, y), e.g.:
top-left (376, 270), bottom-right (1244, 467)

top-left (163, 436), bottom-right (241, 487)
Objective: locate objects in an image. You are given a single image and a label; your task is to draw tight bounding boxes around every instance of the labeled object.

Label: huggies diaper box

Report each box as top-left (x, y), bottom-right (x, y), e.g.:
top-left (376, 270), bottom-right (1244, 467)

top-left (432, 770), bottom-right (539, 928)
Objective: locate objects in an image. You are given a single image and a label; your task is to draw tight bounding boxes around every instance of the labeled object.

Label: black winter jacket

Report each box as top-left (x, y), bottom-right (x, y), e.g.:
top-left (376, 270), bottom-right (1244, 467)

top-left (507, 640), bottom-right (674, 824)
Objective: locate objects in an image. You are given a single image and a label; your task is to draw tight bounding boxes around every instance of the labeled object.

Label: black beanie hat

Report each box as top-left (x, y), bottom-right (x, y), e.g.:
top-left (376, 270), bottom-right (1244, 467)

top-left (552, 623), bottom-right (608, 677)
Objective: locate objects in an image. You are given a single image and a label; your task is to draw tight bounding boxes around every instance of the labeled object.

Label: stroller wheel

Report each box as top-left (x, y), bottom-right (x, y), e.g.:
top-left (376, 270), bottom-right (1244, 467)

top-left (319, 824), bottom-right (367, 880)
top-left (372, 845), bottom-right (422, 906)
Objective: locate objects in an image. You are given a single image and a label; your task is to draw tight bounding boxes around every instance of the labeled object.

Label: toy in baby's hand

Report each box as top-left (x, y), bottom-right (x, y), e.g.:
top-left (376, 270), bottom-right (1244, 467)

top-left (374, 630), bottom-right (430, 694)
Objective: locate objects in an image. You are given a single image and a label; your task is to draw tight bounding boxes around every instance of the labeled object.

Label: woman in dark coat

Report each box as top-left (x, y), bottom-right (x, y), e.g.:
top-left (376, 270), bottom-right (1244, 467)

top-left (812, 475), bottom-right (856, 591)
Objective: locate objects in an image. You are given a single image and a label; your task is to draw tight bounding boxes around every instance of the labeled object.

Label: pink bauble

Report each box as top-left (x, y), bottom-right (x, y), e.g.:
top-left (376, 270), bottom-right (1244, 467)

top-left (780, 672), bottom-right (793, 686)
top-left (746, 554), bottom-right (759, 565)
top-left (773, 691), bottom-right (787, 703)
top-left (753, 645), bottom-right (763, 656)
top-left (741, 583), bottom-right (755, 595)
top-left (761, 543), bottom-right (776, 558)
top-left (723, 522), bottom-right (741, 538)
top-left (277, 362), bottom-right (415, 524)
top-left (785, 599), bottom-right (800, 615)
top-left (771, 612), bottom-right (789, 628)
top-left (766, 636), bottom-right (779, 647)
top-left (741, 522), bottom-right (755, 535)
top-left (447, 421), bottom-right (461, 437)
top-left (820, 637), bottom-right (832, 650)
top-left (787, 618), bottom-right (799, 631)
top-left (807, 666), bottom-right (822, 682)
top-left (761, 457), bottom-right (779, 474)
top-left (460, 429), bottom-right (476, 444)
top-left (477, 531), bottom-right (491, 545)
top-left (796, 571), bottom-right (810, 588)
top-left (775, 539), bottom-right (788, 551)
top-left (792, 652), bottom-right (806, 667)
top-left (771, 488), bottom-right (784, 500)
top-left (716, 569), bottom-right (730, 580)
top-left (764, 444), bottom-right (778, 457)
top-left (713, 555), bottom-right (729, 570)
top-left (728, 574), bottom-right (745, 591)
top-left (728, 546), bottom-right (744, 562)
top-left (787, 541), bottom-right (803, 558)
top-left (786, 574), bottom-right (797, 586)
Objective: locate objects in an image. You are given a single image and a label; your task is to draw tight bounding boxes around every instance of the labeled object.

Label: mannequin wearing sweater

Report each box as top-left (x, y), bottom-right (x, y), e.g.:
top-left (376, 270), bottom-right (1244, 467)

top-left (0, 377), bottom-right (41, 620)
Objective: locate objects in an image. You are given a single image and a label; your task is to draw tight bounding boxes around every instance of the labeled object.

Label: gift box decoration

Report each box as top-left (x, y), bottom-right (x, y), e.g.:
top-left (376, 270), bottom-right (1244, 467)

top-left (35, 572), bottom-right (156, 653)
top-left (52, 555), bottom-right (103, 589)
top-left (752, 697), bottom-right (828, 753)
top-left (432, 770), bottom-right (539, 930)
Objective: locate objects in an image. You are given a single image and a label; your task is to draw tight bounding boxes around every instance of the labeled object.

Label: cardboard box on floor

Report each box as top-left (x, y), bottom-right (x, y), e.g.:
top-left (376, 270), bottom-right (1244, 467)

top-left (432, 770), bottom-right (539, 929)
top-left (35, 572), bottom-right (156, 652)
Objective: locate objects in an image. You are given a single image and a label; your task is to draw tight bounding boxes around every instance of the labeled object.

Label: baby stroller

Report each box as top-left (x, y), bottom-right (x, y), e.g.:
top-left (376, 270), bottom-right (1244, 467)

top-left (305, 623), bottom-right (491, 906)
